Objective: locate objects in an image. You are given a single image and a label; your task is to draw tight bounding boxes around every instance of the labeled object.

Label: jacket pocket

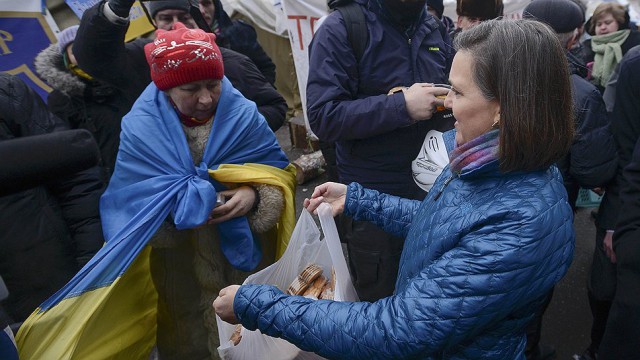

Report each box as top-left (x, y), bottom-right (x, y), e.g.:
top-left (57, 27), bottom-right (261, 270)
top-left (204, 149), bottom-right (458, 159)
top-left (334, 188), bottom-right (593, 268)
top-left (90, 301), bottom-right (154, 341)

top-left (348, 247), bottom-right (381, 288)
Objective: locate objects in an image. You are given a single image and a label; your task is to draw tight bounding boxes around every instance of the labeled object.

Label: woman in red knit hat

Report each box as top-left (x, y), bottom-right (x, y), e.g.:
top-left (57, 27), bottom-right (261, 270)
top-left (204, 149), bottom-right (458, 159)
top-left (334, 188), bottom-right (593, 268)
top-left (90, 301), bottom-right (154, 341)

top-left (100, 22), bottom-right (295, 359)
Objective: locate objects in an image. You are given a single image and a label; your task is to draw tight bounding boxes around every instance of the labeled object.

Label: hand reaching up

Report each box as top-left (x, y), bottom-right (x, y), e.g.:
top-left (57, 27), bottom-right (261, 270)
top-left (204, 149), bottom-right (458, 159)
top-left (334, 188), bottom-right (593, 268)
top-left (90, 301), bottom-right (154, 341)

top-left (108, 0), bottom-right (136, 18)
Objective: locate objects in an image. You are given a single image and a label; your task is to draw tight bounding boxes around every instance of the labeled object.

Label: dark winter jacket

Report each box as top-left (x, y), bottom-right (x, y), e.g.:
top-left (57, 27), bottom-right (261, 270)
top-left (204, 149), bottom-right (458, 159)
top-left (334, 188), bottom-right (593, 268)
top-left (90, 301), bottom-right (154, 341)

top-left (602, 45), bottom-right (640, 112)
top-left (556, 52), bottom-right (617, 210)
top-left (73, 1), bottom-right (287, 132)
top-left (34, 43), bottom-right (130, 178)
top-left (235, 162), bottom-right (574, 359)
top-left (306, 0), bottom-right (454, 199)
top-left (598, 135), bottom-right (640, 360)
top-left (212, 0), bottom-right (276, 85)
top-left (596, 49), bottom-right (640, 230)
top-left (0, 73), bottom-right (105, 322)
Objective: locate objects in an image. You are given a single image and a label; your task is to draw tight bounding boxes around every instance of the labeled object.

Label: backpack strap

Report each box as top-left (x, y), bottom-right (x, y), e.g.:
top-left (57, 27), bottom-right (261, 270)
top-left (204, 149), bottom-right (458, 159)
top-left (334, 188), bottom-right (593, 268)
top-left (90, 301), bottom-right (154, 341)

top-left (426, 15), bottom-right (446, 42)
top-left (333, 2), bottom-right (368, 63)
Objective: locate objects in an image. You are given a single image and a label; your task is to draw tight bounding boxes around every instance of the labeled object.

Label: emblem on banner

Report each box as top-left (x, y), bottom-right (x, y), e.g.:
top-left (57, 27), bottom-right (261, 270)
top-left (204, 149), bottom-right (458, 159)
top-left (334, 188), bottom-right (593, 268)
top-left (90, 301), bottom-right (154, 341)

top-left (0, 11), bottom-right (57, 100)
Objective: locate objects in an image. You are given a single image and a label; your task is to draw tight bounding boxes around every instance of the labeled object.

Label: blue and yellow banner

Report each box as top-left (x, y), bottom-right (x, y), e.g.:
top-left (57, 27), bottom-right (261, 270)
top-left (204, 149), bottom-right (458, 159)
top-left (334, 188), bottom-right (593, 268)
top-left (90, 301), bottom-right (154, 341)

top-left (65, 0), bottom-right (155, 42)
top-left (0, 1), bottom-right (154, 102)
top-left (0, 10), bottom-right (56, 100)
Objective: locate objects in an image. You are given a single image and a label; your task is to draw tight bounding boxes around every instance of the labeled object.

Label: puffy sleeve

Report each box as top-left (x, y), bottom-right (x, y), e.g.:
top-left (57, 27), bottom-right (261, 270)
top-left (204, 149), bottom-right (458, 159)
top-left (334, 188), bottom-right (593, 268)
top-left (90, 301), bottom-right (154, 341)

top-left (344, 182), bottom-right (420, 238)
top-left (234, 201), bottom-right (574, 359)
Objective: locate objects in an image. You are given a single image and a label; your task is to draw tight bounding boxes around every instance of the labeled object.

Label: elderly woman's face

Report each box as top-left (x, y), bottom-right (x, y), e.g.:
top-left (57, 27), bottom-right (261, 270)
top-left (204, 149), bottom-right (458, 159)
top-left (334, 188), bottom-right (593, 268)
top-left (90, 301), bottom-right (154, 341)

top-left (444, 51), bottom-right (500, 146)
top-left (166, 79), bottom-right (222, 120)
top-left (595, 13), bottom-right (619, 35)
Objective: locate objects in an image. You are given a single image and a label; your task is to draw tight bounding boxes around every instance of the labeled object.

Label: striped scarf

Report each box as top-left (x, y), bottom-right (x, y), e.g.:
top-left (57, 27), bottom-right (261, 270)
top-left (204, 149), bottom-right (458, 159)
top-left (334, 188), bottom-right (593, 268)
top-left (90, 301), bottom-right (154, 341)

top-left (449, 129), bottom-right (499, 175)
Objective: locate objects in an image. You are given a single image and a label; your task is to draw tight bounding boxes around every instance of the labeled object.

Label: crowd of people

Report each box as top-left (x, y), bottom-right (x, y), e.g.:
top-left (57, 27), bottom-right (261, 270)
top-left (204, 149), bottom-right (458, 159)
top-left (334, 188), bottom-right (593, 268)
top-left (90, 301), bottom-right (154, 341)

top-left (1, 0), bottom-right (639, 359)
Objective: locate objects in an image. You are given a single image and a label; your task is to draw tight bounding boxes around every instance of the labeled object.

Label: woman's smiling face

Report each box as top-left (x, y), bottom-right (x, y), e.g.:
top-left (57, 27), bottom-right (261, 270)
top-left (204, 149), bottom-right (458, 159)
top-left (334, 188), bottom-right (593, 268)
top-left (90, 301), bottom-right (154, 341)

top-left (444, 51), bottom-right (501, 146)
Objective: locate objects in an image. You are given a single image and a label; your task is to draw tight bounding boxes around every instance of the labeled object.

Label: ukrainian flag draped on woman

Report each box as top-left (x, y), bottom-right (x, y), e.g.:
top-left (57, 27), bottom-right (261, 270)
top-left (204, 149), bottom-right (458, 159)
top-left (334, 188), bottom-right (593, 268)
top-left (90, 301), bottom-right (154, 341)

top-left (16, 77), bottom-right (296, 359)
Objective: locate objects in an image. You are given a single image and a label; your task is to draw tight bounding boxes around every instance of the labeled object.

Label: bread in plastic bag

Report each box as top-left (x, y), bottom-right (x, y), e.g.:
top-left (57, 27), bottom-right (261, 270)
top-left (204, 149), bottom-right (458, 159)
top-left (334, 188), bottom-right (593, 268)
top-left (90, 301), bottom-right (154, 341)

top-left (217, 203), bottom-right (358, 359)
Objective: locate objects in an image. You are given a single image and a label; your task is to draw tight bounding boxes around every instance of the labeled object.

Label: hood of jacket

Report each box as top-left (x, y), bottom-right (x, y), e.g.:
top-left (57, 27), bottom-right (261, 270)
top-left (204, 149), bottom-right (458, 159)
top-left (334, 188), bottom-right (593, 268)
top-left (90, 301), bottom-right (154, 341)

top-left (34, 44), bottom-right (86, 98)
top-left (0, 72), bottom-right (62, 137)
top-left (213, 0), bottom-right (233, 28)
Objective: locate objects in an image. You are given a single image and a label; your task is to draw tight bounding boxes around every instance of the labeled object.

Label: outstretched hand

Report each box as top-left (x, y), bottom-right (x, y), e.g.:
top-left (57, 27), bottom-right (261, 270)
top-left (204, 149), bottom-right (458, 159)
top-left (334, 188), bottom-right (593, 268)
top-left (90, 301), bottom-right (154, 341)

top-left (303, 182), bottom-right (347, 216)
top-left (108, 0), bottom-right (136, 18)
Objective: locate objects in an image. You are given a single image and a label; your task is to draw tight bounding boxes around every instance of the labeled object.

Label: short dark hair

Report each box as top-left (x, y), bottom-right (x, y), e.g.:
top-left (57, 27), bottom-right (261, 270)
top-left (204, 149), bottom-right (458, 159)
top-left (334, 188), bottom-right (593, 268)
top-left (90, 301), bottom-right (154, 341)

top-left (148, 0), bottom-right (190, 19)
top-left (453, 19), bottom-right (574, 172)
top-left (456, 0), bottom-right (504, 21)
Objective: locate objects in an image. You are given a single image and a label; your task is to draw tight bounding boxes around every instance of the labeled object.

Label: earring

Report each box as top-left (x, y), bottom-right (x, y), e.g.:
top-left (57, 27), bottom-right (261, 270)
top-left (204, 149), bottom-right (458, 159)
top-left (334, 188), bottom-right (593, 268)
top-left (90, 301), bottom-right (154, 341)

top-left (491, 119), bottom-right (499, 128)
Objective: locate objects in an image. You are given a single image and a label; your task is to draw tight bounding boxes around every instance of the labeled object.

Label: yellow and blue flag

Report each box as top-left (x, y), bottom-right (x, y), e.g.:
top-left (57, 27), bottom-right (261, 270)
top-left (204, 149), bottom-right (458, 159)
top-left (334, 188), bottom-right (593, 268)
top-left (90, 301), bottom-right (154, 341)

top-left (16, 78), bottom-right (296, 359)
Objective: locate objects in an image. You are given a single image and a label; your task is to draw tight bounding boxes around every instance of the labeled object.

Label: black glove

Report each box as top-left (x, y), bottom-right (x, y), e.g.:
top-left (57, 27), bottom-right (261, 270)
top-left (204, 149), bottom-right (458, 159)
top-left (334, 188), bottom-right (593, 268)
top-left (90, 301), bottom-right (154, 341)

top-left (107, 0), bottom-right (136, 18)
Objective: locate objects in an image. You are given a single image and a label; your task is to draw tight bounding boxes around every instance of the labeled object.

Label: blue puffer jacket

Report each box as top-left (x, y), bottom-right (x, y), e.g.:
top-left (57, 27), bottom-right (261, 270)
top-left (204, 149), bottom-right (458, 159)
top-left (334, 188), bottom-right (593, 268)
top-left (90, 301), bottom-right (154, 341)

top-left (235, 159), bottom-right (575, 359)
top-left (307, 0), bottom-right (454, 199)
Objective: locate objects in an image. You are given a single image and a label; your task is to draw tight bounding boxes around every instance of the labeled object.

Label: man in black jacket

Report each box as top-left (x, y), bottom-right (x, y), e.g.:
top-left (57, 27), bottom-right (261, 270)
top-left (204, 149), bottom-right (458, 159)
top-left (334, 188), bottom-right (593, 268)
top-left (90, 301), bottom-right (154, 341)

top-left (523, 1), bottom-right (618, 359)
top-left (0, 73), bottom-right (105, 324)
top-left (73, 0), bottom-right (287, 132)
top-left (599, 131), bottom-right (640, 360)
top-left (197, 0), bottom-right (276, 85)
top-left (596, 45), bottom-right (640, 360)
top-left (35, 25), bottom-right (129, 180)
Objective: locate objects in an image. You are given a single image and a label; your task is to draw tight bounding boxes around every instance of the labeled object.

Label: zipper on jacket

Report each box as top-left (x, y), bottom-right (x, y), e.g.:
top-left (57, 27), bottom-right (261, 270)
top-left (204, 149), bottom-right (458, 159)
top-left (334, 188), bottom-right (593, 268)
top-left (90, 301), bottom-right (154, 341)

top-left (433, 175), bottom-right (453, 201)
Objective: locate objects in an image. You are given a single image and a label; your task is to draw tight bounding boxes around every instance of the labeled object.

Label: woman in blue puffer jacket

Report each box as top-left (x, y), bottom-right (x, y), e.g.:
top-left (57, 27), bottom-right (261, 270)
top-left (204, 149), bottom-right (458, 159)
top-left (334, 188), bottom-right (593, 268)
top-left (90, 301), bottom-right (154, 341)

top-left (214, 19), bottom-right (576, 359)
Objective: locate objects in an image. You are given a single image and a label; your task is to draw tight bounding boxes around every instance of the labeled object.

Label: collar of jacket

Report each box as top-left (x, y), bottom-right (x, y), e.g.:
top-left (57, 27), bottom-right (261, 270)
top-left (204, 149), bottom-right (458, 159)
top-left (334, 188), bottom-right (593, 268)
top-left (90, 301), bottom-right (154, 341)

top-left (456, 159), bottom-right (542, 182)
top-left (566, 51), bottom-right (588, 78)
top-left (34, 44), bottom-right (86, 97)
top-left (456, 158), bottom-right (501, 180)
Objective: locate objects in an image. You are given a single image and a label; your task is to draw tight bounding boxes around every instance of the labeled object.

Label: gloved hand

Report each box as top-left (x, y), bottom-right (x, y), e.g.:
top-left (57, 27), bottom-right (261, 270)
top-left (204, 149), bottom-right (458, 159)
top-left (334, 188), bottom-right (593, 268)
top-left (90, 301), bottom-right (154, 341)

top-left (107, 0), bottom-right (136, 18)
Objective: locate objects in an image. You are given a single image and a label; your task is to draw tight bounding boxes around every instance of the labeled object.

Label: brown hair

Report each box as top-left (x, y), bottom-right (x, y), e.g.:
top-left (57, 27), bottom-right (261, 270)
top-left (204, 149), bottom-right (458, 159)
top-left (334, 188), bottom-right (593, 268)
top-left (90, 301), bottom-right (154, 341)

top-left (453, 19), bottom-right (574, 172)
top-left (589, 3), bottom-right (628, 34)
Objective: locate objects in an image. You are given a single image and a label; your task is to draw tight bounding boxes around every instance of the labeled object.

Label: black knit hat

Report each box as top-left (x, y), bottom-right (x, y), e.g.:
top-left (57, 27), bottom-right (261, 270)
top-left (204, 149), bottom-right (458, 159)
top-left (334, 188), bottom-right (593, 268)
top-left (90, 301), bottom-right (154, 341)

top-left (147, 0), bottom-right (190, 18)
top-left (428, 0), bottom-right (445, 19)
top-left (523, 0), bottom-right (584, 33)
top-left (456, 0), bottom-right (503, 20)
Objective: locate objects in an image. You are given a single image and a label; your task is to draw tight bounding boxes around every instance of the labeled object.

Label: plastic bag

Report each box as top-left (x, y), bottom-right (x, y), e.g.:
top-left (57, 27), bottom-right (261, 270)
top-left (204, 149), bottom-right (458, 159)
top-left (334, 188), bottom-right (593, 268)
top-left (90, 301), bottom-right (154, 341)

top-left (217, 203), bottom-right (358, 360)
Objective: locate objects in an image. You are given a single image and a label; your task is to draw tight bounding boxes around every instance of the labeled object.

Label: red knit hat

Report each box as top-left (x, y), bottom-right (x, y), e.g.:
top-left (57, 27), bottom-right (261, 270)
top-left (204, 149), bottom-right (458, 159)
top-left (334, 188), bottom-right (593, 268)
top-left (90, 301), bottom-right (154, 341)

top-left (144, 22), bottom-right (224, 91)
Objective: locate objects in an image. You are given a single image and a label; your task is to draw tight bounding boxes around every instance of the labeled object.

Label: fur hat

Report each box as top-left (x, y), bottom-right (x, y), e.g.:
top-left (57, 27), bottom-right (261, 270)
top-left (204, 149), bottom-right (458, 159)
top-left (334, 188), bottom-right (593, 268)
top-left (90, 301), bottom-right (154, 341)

top-left (144, 22), bottom-right (223, 90)
top-left (456, 0), bottom-right (503, 20)
top-left (57, 25), bottom-right (79, 54)
top-left (428, 0), bottom-right (445, 19)
top-left (523, 0), bottom-right (584, 33)
top-left (147, 0), bottom-right (190, 18)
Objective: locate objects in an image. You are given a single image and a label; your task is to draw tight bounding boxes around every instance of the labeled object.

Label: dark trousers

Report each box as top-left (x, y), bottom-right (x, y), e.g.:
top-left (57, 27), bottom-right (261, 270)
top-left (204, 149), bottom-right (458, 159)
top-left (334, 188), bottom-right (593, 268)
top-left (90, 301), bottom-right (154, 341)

top-left (337, 215), bottom-right (405, 302)
top-left (525, 288), bottom-right (555, 359)
top-left (318, 140), bottom-right (338, 183)
top-left (586, 227), bottom-right (616, 354)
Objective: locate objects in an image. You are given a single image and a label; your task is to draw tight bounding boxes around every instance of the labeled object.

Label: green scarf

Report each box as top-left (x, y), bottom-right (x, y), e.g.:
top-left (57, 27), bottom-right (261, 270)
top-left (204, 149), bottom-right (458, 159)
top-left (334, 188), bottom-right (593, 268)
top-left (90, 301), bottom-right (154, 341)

top-left (591, 29), bottom-right (630, 87)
